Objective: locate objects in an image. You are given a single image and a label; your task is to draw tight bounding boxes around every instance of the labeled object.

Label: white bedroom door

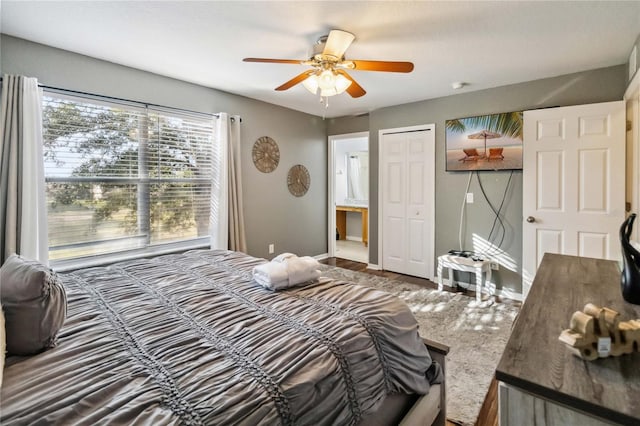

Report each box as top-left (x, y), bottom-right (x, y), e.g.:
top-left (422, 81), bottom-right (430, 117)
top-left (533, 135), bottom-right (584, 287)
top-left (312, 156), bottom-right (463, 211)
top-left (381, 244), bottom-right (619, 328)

top-left (380, 125), bottom-right (435, 279)
top-left (522, 101), bottom-right (625, 299)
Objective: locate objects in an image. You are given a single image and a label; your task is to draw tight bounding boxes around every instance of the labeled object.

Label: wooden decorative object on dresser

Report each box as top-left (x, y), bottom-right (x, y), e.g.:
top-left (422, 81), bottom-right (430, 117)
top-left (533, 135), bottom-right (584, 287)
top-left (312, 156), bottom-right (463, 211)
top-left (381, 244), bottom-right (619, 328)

top-left (496, 253), bottom-right (640, 425)
top-left (559, 303), bottom-right (640, 360)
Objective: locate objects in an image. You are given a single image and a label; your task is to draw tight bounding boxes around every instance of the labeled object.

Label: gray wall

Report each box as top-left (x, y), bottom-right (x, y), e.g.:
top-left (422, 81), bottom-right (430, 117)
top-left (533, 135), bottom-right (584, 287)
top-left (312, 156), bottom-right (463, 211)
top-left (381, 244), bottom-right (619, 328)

top-left (329, 65), bottom-right (627, 294)
top-left (325, 115), bottom-right (369, 136)
top-left (2, 33), bottom-right (629, 294)
top-left (0, 35), bottom-right (328, 260)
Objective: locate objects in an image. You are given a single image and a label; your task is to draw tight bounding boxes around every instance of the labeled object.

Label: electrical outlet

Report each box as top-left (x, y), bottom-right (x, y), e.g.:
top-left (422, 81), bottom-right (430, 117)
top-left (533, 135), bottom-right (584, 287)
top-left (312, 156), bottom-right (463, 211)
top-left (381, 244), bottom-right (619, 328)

top-left (490, 262), bottom-right (499, 271)
top-left (466, 192), bottom-right (474, 203)
top-left (268, 244), bottom-right (275, 254)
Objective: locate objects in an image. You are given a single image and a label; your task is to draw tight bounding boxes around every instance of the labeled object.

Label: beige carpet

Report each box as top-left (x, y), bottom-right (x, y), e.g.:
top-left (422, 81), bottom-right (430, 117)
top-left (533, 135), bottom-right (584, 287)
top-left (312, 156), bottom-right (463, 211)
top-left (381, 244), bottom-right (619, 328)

top-left (318, 265), bottom-right (520, 426)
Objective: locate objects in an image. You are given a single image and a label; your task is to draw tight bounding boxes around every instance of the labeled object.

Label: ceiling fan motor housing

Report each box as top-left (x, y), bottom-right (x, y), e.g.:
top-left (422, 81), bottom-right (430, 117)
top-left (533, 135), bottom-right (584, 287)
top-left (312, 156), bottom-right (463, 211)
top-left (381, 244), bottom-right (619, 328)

top-left (312, 36), bottom-right (340, 63)
top-left (311, 36), bottom-right (325, 58)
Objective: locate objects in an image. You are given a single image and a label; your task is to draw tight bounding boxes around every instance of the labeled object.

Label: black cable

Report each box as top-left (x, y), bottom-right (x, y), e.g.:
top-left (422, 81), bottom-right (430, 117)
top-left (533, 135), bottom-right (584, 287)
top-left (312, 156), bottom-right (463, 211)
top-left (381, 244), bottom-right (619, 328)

top-left (486, 172), bottom-right (511, 243)
top-left (486, 171), bottom-right (513, 255)
top-left (489, 174), bottom-right (512, 255)
top-left (476, 171), bottom-right (513, 257)
top-left (475, 172), bottom-right (504, 245)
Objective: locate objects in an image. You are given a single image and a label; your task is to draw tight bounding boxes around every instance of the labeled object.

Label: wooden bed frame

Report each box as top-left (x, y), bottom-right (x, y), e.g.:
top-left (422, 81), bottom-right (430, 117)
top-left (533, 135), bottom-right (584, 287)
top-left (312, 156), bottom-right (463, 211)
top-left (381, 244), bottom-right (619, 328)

top-left (360, 338), bottom-right (450, 426)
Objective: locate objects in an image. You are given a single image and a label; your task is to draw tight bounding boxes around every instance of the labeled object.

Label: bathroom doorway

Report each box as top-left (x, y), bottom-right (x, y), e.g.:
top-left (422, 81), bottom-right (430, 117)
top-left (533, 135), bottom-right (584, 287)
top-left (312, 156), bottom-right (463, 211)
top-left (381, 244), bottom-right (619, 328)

top-left (328, 132), bottom-right (369, 264)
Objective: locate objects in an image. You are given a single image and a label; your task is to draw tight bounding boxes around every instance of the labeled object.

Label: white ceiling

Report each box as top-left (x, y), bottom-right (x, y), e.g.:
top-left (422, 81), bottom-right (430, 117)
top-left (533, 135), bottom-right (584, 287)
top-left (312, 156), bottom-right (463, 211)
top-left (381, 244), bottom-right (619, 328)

top-left (2, 1), bottom-right (639, 118)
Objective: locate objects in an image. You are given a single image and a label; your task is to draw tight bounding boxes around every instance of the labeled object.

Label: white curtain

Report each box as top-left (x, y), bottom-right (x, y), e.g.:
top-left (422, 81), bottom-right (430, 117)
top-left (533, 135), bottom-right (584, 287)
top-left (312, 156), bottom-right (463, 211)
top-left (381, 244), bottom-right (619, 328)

top-left (227, 115), bottom-right (247, 252)
top-left (0, 75), bottom-right (48, 264)
top-left (210, 113), bottom-right (246, 252)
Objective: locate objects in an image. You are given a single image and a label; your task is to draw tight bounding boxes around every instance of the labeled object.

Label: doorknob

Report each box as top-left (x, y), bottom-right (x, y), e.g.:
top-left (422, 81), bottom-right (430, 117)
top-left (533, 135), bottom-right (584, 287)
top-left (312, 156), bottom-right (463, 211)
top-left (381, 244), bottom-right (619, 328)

top-left (526, 216), bottom-right (536, 223)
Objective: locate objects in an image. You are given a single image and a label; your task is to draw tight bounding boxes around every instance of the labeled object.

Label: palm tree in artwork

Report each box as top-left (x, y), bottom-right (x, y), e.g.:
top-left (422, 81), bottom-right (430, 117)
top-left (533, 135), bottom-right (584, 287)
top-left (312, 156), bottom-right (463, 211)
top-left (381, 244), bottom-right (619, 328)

top-left (446, 118), bottom-right (467, 133)
top-left (447, 112), bottom-right (523, 140)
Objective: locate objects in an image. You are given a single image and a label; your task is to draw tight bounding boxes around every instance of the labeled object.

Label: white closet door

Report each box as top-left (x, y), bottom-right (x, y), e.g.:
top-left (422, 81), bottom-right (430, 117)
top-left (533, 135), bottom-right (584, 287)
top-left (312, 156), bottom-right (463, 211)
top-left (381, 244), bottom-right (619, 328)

top-left (380, 126), bottom-right (435, 278)
top-left (381, 132), bottom-right (407, 273)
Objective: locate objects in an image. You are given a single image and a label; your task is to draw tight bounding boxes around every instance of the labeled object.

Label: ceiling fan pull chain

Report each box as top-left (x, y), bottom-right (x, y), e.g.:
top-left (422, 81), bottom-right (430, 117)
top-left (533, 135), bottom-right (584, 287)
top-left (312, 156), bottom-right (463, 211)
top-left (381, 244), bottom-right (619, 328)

top-left (320, 96), bottom-right (329, 120)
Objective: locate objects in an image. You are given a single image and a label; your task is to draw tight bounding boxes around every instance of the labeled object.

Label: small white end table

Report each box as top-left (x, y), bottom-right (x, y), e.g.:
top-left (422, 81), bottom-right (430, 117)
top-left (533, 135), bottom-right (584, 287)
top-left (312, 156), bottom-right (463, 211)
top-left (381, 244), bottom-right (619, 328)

top-left (437, 254), bottom-right (492, 302)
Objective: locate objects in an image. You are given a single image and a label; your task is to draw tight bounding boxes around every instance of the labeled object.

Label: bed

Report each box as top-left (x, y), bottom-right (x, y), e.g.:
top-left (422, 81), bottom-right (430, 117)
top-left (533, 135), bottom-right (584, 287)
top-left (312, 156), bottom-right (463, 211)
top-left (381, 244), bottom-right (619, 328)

top-left (1, 249), bottom-right (447, 425)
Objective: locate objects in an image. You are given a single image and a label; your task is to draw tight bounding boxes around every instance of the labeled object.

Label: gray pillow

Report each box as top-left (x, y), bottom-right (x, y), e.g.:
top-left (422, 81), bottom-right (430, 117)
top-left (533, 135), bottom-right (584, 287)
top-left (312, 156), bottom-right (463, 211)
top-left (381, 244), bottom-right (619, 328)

top-left (0, 254), bottom-right (67, 355)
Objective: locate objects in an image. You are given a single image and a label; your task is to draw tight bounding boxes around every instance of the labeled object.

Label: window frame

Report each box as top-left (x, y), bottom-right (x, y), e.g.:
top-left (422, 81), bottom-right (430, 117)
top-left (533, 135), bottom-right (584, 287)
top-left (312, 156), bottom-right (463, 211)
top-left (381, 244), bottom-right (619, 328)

top-left (42, 90), bottom-right (216, 271)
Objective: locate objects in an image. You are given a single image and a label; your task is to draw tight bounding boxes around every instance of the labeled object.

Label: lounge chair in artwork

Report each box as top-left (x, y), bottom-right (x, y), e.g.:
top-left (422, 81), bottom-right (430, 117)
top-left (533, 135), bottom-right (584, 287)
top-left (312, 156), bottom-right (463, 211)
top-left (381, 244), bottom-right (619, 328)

top-left (459, 148), bottom-right (481, 162)
top-left (488, 147), bottom-right (504, 161)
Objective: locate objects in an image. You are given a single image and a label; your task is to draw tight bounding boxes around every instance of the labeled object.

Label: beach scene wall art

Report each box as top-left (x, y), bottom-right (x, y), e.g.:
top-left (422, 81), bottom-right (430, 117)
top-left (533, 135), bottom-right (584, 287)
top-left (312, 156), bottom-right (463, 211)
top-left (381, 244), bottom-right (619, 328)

top-left (445, 111), bottom-right (523, 171)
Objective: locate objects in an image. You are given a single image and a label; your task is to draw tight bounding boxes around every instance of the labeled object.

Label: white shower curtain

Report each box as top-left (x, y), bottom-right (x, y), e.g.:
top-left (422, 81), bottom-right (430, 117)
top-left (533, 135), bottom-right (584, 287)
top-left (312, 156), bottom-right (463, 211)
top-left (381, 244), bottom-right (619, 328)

top-left (348, 156), bottom-right (362, 200)
top-left (0, 75), bottom-right (48, 264)
top-left (210, 113), bottom-right (246, 252)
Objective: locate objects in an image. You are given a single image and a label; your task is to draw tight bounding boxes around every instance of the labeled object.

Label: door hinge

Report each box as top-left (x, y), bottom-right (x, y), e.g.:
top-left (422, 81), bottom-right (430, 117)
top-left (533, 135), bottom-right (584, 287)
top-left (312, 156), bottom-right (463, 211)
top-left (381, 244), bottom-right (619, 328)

top-left (628, 120), bottom-right (633, 132)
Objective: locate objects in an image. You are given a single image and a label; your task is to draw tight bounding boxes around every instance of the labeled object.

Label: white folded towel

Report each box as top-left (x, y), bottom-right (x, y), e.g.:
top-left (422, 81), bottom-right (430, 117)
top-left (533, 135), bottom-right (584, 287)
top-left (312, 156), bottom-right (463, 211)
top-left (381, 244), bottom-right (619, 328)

top-left (272, 252), bottom-right (297, 263)
top-left (252, 253), bottom-right (321, 290)
top-left (252, 262), bottom-right (289, 290)
top-left (284, 256), bottom-right (320, 286)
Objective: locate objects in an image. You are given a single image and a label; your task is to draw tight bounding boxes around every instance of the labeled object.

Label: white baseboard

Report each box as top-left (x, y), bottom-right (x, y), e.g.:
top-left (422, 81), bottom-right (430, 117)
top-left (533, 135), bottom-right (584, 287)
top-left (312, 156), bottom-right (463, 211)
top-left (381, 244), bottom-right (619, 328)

top-left (495, 287), bottom-right (524, 302)
top-left (314, 253), bottom-right (329, 260)
top-left (367, 263), bottom-right (381, 270)
top-left (438, 277), bottom-right (523, 302)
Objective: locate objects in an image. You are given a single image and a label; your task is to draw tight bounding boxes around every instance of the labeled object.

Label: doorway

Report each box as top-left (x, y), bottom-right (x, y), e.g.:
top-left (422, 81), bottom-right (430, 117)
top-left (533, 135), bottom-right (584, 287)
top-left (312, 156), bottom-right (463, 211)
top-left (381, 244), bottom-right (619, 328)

top-left (328, 132), bottom-right (369, 264)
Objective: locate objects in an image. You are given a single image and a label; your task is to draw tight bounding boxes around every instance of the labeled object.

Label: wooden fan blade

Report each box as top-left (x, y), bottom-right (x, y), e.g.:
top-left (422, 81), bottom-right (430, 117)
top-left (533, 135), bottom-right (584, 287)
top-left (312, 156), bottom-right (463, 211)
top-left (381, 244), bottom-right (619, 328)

top-left (348, 60), bottom-right (414, 73)
top-left (322, 30), bottom-right (355, 59)
top-left (243, 58), bottom-right (304, 65)
top-left (275, 70), bottom-right (316, 91)
top-left (336, 70), bottom-right (366, 98)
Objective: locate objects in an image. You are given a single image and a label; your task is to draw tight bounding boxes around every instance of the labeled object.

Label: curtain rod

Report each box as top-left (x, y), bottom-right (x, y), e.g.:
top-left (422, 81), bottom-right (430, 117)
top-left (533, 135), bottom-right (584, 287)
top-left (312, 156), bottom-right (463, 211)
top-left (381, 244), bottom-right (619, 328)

top-left (0, 76), bottom-right (223, 119)
top-left (42, 84), bottom-right (221, 119)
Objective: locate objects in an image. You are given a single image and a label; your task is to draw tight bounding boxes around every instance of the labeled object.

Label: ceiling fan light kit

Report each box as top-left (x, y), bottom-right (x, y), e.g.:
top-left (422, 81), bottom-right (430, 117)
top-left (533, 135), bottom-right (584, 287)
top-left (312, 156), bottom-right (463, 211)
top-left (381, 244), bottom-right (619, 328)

top-left (243, 29), bottom-right (414, 108)
top-left (302, 69), bottom-right (352, 97)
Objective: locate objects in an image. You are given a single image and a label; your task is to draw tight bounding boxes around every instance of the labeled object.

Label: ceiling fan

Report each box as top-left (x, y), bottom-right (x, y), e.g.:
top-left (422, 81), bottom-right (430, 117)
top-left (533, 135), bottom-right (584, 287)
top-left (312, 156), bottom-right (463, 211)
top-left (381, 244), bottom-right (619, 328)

top-left (243, 30), bottom-right (414, 99)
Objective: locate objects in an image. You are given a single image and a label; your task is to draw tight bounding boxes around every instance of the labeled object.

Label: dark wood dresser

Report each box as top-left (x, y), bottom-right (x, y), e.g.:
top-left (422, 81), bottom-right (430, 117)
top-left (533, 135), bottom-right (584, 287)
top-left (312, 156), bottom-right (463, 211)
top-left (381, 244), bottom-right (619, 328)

top-left (496, 253), bottom-right (640, 425)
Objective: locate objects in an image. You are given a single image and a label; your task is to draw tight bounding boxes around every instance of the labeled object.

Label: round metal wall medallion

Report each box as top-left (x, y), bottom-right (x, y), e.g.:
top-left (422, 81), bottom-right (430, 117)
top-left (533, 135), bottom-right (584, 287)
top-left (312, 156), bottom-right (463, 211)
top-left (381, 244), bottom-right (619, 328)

top-left (287, 164), bottom-right (310, 197)
top-left (252, 136), bottom-right (280, 173)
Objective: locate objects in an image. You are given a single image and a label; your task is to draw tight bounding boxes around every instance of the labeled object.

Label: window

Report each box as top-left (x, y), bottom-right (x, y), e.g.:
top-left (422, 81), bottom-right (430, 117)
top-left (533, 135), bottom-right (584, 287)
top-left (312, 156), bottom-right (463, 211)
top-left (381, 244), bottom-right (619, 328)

top-left (42, 92), bottom-right (215, 264)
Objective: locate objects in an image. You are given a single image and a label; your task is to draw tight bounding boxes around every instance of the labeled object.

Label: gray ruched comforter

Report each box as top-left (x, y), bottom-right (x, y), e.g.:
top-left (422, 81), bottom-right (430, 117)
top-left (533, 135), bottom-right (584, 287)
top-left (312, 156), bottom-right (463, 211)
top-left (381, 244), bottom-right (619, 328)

top-left (1, 250), bottom-right (439, 425)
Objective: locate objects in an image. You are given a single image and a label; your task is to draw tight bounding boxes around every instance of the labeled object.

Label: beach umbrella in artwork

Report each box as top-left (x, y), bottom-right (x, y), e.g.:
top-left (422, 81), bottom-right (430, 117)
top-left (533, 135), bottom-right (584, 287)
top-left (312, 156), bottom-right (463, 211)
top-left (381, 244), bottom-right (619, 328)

top-left (468, 130), bottom-right (501, 157)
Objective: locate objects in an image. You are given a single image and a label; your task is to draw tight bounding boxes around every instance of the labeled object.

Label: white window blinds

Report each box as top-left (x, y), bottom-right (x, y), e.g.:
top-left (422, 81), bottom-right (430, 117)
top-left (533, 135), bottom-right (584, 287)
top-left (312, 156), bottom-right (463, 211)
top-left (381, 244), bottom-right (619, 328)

top-left (42, 92), bottom-right (215, 262)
